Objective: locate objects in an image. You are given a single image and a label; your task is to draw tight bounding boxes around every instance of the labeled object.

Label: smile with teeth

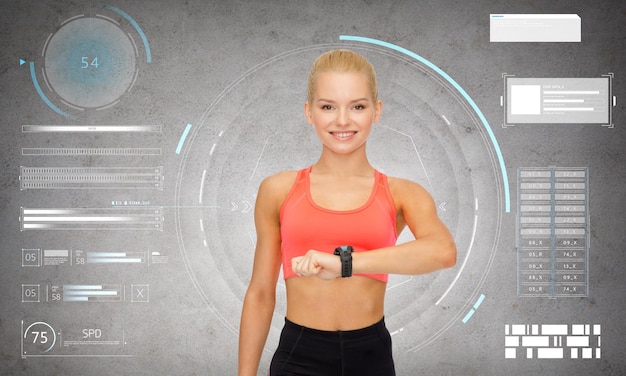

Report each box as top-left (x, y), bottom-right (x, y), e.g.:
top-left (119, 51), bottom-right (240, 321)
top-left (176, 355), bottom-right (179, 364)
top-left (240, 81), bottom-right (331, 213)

top-left (332, 131), bottom-right (357, 139)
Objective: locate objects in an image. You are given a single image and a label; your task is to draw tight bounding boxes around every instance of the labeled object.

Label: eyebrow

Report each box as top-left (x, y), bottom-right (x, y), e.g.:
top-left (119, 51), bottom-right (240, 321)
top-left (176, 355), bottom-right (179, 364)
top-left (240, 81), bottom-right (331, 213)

top-left (315, 98), bottom-right (370, 104)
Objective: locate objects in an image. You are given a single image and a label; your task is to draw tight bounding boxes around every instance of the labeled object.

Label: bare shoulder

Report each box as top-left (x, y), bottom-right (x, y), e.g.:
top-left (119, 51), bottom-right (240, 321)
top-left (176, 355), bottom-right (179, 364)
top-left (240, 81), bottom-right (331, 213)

top-left (259, 170), bottom-right (298, 194)
top-left (387, 176), bottom-right (435, 209)
top-left (257, 170), bottom-right (299, 209)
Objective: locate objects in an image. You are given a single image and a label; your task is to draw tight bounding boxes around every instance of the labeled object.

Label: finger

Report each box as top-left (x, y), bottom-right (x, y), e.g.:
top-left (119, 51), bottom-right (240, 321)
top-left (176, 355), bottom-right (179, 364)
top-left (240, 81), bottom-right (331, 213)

top-left (291, 258), bottom-right (303, 276)
top-left (298, 258), bottom-right (319, 276)
top-left (292, 256), bottom-right (313, 276)
top-left (298, 259), bottom-right (314, 276)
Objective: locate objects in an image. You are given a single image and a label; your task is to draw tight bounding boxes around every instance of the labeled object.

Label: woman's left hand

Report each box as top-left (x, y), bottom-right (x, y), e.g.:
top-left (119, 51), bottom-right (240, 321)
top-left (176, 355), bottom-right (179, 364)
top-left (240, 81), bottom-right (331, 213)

top-left (291, 250), bottom-right (341, 280)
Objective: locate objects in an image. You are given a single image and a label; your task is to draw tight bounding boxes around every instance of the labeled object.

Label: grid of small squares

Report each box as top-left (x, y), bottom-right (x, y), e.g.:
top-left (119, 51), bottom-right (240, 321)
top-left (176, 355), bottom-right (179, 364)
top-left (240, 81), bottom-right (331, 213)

top-left (505, 324), bottom-right (600, 359)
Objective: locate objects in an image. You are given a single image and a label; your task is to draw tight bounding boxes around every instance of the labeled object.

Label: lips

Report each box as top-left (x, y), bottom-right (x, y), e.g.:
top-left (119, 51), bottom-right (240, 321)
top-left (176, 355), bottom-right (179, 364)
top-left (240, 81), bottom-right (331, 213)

top-left (331, 131), bottom-right (357, 139)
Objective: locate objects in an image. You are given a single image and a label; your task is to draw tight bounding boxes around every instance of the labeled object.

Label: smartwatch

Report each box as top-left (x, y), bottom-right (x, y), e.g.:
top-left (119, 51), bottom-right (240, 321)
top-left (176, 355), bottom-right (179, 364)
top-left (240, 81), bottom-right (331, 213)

top-left (334, 245), bottom-right (353, 278)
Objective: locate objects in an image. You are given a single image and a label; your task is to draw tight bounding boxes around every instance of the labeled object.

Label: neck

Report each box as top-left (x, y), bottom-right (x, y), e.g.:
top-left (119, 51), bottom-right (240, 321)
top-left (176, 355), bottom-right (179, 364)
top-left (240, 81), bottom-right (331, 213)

top-left (312, 147), bottom-right (374, 177)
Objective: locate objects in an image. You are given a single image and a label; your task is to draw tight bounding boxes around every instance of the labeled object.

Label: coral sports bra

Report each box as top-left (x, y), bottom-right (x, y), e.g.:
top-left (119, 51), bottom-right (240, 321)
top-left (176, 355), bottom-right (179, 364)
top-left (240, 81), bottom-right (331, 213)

top-left (279, 166), bottom-right (398, 282)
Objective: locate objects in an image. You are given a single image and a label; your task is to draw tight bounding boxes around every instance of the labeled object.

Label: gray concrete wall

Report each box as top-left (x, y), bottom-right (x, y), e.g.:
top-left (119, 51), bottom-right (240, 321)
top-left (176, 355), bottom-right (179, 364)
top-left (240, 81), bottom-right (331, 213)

top-left (1, 0), bottom-right (624, 374)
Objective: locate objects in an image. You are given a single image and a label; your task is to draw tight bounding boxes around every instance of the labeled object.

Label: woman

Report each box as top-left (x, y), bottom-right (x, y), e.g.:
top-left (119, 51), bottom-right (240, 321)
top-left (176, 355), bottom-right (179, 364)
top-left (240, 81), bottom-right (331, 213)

top-left (238, 49), bottom-right (457, 376)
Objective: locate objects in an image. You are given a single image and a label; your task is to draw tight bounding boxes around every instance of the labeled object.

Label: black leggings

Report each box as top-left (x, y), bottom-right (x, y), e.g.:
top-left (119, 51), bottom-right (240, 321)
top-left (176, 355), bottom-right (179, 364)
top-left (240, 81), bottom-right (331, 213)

top-left (269, 317), bottom-right (396, 376)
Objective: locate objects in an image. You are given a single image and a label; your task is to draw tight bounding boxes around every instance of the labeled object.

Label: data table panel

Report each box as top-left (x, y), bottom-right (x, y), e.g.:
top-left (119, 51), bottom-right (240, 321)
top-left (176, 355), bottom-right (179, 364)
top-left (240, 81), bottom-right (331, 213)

top-left (517, 167), bottom-right (589, 297)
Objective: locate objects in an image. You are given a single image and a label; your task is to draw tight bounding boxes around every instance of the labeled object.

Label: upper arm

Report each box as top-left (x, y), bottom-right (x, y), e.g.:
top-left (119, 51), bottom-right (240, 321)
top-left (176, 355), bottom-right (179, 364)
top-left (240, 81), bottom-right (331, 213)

top-left (247, 173), bottom-right (293, 293)
top-left (392, 178), bottom-right (454, 244)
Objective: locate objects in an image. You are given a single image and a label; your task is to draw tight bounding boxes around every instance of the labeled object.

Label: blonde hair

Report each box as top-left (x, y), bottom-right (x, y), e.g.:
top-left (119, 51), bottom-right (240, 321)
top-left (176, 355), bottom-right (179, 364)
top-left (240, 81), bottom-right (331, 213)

top-left (307, 49), bottom-right (378, 104)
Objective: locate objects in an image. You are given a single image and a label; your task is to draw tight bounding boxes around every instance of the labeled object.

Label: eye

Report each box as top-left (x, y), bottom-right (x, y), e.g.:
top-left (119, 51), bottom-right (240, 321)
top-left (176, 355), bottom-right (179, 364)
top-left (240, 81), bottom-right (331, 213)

top-left (353, 104), bottom-right (366, 110)
top-left (321, 104), bottom-right (333, 110)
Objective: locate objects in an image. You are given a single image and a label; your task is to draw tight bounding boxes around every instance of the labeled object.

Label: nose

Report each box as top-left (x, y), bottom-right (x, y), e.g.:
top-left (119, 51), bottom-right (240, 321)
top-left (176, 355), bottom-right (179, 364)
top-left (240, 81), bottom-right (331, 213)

top-left (336, 108), bottom-right (349, 126)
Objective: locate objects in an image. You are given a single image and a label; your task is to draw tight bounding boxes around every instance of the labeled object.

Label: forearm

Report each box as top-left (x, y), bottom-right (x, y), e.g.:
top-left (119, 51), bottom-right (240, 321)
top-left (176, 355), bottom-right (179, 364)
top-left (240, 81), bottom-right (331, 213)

top-left (238, 290), bottom-right (275, 376)
top-left (353, 237), bottom-right (457, 276)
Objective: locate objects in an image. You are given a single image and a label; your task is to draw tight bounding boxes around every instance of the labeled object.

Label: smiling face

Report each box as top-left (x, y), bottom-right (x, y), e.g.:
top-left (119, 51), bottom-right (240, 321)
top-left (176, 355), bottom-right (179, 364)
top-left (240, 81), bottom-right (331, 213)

top-left (305, 71), bottom-right (382, 156)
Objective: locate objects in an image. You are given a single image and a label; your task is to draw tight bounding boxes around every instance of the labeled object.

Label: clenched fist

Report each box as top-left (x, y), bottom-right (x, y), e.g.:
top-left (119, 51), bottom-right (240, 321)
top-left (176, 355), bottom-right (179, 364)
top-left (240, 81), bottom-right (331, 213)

top-left (291, 250), bottom-right (341, 280)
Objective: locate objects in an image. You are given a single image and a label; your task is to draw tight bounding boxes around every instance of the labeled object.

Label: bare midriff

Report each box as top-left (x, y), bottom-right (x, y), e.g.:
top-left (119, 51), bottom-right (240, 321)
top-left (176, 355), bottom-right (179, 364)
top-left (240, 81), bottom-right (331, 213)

top-left (285, 275), bottom-right (386, 331)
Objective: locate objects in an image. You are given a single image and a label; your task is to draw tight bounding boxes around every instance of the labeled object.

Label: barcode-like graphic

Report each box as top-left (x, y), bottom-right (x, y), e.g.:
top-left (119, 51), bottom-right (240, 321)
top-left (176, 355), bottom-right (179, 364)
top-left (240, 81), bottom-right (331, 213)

top-left (505, 324), bottom-right (600, 359)
top-left (20, 166), bottom-right (164, 190)
top-left (22, 148), bottom-right (162, 156)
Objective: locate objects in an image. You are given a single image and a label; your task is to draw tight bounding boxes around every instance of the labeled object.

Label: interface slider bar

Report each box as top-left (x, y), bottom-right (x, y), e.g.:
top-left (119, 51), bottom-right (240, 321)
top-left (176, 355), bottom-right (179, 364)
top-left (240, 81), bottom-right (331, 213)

top-left (543, 99), bottom-right (584, 103)
top-left (543, 91), bottom-right (600, 95)
top-left (44, 250), bottom-right (69, 257)
top-left (22, 125), bottom-right (162, 133)
top-left (22, 148), bottom-right (162, 156)
top-left (87, 258), bottom-right (143, 263)
top-left (20, 166), bottom-right (164, 190)
top-left (21, 208), bottom-right (163, 231)
top-left (543, 108), bottom-right (594, 112)
top-left (87, 252), bottom-right (146, 264)
top-left (63, 285), bottom-right (122, 302)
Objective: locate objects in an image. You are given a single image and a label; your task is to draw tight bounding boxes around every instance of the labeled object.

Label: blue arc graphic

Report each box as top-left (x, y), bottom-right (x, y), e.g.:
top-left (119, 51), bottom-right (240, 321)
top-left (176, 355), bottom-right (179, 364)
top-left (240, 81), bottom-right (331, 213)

top-left (339, 35), bottom-right (511, 213)
top-left (102, 4), bottom-right (152, 63)
top-left (29, 62), bottom-right (76, 120)
top-left (176, 123), bottom-right (193, 154)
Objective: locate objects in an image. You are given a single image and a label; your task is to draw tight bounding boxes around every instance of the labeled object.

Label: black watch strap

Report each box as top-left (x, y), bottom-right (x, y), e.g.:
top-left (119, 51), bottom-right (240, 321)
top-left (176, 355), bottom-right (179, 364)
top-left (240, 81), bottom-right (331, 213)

top-left (334, 246), bottom-right (353, 278)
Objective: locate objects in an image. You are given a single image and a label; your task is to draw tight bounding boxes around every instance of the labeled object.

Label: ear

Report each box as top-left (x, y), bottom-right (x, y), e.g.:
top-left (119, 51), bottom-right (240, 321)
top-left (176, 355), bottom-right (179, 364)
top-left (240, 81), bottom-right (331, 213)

top-left (373, 100), bottom-right (382, 123)
top-left (304, 101), bottom-right (314, 124)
